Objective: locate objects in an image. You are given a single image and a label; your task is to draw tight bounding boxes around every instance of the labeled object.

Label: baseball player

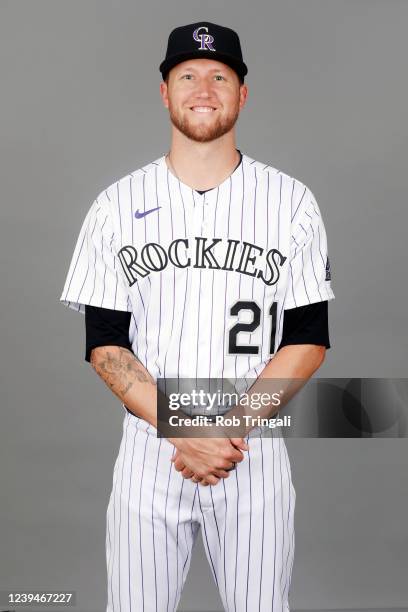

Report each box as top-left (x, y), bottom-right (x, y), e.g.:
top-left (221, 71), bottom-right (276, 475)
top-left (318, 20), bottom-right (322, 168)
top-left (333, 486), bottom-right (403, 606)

top-left (60, 21), bottom-right (334, 612)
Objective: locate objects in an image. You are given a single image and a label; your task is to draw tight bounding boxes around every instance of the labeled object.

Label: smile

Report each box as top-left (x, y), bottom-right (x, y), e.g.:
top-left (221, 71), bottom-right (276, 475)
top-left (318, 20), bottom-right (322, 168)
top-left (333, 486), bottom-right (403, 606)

top-left (190, 106), bottom-right (217, 113)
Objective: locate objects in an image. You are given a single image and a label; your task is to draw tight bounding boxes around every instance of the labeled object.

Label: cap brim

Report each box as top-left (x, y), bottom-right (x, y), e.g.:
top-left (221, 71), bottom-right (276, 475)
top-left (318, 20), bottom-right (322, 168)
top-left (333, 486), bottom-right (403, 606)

top-left (159, 50), bottom-right (247, 80)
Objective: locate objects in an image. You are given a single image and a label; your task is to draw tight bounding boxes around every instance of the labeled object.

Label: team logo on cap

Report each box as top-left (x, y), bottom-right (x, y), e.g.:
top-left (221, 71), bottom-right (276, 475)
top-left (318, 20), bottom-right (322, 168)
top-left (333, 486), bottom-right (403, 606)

top-left (193, 26), bottom-right (216, 51)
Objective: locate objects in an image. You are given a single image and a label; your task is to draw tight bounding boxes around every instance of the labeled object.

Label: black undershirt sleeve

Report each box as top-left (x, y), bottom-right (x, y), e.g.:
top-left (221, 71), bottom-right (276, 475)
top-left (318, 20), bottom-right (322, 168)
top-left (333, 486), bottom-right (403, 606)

top-left (84, 305), bottom-right (132, 363)
top-left (84, 300), bottom-right (331, 363)
top-left (277, 300), bottom-right (331, 351)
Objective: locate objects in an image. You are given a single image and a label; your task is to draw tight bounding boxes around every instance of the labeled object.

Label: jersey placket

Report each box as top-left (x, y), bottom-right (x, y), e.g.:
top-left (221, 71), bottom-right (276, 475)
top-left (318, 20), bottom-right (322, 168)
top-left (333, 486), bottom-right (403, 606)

top-left (184, 190), bottom-right (207, 378)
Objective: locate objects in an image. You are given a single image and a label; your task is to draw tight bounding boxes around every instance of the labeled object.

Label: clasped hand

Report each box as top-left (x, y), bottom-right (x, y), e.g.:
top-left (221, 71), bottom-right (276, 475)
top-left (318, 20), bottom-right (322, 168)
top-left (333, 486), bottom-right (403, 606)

top-left (170, 434), bottom-right (249, 486)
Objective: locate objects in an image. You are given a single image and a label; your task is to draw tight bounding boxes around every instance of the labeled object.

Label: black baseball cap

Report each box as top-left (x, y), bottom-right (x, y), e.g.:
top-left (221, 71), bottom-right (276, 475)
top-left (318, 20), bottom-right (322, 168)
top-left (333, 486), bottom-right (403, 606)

top-left (159, 21), bottom-right (248, 83)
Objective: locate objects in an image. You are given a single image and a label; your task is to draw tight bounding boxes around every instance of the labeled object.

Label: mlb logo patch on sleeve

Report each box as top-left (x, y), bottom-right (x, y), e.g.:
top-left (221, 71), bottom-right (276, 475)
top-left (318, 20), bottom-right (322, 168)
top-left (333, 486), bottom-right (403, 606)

top-left (325, 256), bottom-right (331, 281)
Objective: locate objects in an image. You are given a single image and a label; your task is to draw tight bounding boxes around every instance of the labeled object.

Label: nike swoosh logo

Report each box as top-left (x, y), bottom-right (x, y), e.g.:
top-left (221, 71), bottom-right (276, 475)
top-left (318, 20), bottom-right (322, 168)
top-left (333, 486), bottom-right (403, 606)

top-left (134, 206), bottom-right (161, 219)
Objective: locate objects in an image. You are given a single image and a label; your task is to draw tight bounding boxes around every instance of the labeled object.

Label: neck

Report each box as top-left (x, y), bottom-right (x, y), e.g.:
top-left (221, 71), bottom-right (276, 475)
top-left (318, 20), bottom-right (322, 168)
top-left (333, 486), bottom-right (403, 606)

top-left (166, 132), bottom-right (240, 191)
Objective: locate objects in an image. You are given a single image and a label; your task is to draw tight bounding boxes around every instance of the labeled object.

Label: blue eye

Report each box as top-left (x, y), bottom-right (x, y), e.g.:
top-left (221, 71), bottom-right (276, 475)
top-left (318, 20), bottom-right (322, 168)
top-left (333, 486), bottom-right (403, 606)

top-left (181, 74), bottom-right (225, 81)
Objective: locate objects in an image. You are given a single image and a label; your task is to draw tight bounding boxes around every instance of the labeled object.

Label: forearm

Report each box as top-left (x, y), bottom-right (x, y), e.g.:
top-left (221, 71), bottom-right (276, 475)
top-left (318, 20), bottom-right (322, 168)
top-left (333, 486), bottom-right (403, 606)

top-left (260, 343), bottom-right (326, 380)
top-left (226, 344), bottom-right (326, 434)
top-left (89, 345), bottom-right (201, 438)
top-left (90, 346), bottom-right (159, 428)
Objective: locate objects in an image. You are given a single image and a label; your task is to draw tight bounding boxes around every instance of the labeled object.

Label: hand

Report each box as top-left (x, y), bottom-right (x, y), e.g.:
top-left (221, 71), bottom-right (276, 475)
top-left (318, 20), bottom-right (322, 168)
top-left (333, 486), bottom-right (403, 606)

top-left (169, 436), bottom-right (249, 486)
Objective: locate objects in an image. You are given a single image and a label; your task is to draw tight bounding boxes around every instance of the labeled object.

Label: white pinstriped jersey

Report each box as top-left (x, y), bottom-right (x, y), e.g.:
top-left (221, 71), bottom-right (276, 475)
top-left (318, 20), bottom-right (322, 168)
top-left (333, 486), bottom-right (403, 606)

top-left (60, 152), bottom-right (334, 385)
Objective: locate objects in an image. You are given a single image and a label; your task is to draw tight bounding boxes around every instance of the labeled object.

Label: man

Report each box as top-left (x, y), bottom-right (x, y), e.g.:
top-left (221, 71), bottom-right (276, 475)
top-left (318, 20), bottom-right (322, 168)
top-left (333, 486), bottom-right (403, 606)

top-left (60, 21), bottom-right (334, 612)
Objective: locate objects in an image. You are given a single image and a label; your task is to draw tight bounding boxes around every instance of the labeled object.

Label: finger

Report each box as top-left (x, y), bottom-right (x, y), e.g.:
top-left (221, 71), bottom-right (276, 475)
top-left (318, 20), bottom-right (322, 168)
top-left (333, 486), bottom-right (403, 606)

top-left (230, 437), bottom-right (249, 451)
top-left (212, 468), bottom-right (232, 478)
top-left (173, 457), bottom-right (187, 472)
top-left (203, 474), bottom-right (220, 486)
top-left (171, 450), bottom-right (181, 462)
top-left (181, 467), bottom-right (194, 478)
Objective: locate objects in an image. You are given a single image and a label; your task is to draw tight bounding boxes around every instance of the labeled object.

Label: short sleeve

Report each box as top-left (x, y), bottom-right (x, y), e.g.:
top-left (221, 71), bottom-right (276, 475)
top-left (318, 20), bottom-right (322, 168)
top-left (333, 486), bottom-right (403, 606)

top-left (59, 196), bottom-right (131, 314)
top-left (284, 187), bottom-right (335, 309)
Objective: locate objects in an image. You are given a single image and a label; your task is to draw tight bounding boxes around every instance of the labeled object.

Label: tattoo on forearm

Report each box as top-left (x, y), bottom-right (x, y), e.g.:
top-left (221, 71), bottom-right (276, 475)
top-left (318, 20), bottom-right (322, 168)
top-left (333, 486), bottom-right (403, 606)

top-left (90, 346), bottom-right (155, 399)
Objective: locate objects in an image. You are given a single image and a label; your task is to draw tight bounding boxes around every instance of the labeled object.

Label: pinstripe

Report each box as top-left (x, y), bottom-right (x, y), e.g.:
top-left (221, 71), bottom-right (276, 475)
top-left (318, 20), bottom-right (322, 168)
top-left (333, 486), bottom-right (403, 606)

top-left (107, 507), bottom-right (112, 608)
top-left (163, 168), bottom-right (176, 381)
top-left (176, 179), bottom-right (188, 382)
top-left (208, 187), bottom-right (219, 382)
top-left (189, 487), bottom-right (198, 549)
top-left (278, 434), bottom-right (286, 597)
top-left (174, 477), bottom-right (185, 609)
top-left (209, 486), bottom-right (222, 553)
top-left (89, 211), bottom-right (106, 304)
top-left (110, 426), bottom-right (119, 612)
top-left (220, 177), bottom-right (233, 395)
top-left (291, 185), bottom-right (306, 222)
top-left (222, 479), bottom-right (229, 610)
top-left (151, 436), bottom-right (162, 612)
top-left (113, 187), bottom-right (122, 309)
top-left (197, 487), bottom-right (219, 588)
top-left (282, 437), bottom-right (294, 603)
top-left (130, 177), bottom-right (134, 245)
top-left (113, 263), bottom-right (118, 309)
top-left (261, 172), bottom-right (270, 360)
top-left (100, 215), bottom-right (109, 305)
top-left (317, 217), bottom-right (327, 267)
top-left (233, 467), bottom-right (240, 610)
top-left (115, 416), bottom-right (131, 610)
top-left (193, 189), bottom-right (203, 385)
top-left (138, 432), bottom-right (149, 612)
top-left (308, 222), bottom-right (323, 300)
top-left (245, 442), bottom-right (252, 611)
top-left (126, 419), bottom-right (138, 610)
top-left (108, 417), bottom-right (126, 611)
top-left (271, 431), bottom-right (277, 611)
top-left (235, 161), bottom-right (245, 381)
top-left (142, 173), bottom-right (149, 369)
top-left (131, 312), bottom-right (139, 358)
top-left (154, 166), bottom-right (162, 377)
top-left (289, 257), bottom-right (297, 307)
top-left (164, 449), bottom-right (174, 612)
top-left (258, 431), bottom-right (266, 610)
top-left (108, 230), bottom-right (119, 311)
top-left (181, 522), bottom-right (190, 583)
top-left (247, 166), bottom-right (257, 373)
top-left (300, 250), bottom-right (311, 302)
top-left (77, 208), bottom-right (99, 302)
top-left (273, 173), bottom-right (283, 353)
top-left (290, 179), bottom-right (295, 220)
top-left (117, 182), bottom-right (122, 247)
top-left (298, 220), bottom-right (310, 301)
top-left (278, 178), bottom-right (295, 329)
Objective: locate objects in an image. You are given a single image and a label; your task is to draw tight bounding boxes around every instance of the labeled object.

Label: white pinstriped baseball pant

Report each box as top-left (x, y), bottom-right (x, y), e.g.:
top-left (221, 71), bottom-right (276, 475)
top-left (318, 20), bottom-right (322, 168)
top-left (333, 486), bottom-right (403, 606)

top-left (106, 410), bottom-right (296, 612)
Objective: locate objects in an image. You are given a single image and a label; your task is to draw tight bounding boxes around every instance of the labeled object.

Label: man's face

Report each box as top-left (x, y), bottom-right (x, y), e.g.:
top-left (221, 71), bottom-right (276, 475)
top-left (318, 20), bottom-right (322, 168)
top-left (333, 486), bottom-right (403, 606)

top-left (160, 59), bottom-right (248, 143)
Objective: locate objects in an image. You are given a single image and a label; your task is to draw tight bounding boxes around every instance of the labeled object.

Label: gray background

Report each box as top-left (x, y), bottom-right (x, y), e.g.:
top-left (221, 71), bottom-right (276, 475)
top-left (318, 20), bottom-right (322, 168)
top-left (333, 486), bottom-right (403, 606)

top-left (1, 0), bottom-right (407, 611)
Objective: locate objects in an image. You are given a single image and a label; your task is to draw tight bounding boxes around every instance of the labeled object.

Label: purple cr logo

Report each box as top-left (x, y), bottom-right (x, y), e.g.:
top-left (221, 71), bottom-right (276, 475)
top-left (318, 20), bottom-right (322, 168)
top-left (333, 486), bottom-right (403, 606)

top-left (192, 26), bottom-right (216, 51)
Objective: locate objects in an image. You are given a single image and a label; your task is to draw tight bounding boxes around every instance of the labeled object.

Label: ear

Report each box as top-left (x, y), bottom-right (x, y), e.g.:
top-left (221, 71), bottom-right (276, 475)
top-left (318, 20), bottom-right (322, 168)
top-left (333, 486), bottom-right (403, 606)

top-left (239, 83), bottom-right (249, 110)
top-left (160, 81), bottom-right (169, 109)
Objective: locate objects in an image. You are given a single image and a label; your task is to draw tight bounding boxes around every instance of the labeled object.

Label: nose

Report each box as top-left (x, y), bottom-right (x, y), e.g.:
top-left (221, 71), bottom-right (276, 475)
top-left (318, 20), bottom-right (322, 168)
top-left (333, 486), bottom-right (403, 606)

top-left (192, 75), bottom-right (216, 95)
top-left (190, 79), bottom-right (217, 106)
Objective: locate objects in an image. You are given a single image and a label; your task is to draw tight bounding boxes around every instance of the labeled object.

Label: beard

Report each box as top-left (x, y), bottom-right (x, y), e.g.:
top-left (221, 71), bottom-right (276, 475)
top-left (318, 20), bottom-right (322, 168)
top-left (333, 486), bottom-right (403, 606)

top-left (168, 99), bottom-right (240, 143)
